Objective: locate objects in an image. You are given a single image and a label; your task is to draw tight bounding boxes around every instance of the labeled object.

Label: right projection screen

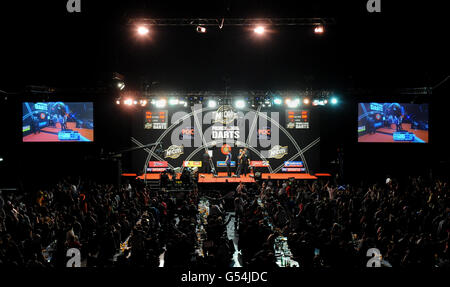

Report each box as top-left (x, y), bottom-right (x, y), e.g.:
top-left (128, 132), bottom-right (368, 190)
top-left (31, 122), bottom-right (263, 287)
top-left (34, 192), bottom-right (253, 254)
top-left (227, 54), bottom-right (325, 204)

top-left (358, 102), bottom-right (429, 143)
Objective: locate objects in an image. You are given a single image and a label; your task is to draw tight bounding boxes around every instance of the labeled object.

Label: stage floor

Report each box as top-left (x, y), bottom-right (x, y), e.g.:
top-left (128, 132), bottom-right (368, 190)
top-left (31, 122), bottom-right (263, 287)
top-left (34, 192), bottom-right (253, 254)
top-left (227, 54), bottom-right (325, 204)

top-left (135, 172), bottom-right (319, 182)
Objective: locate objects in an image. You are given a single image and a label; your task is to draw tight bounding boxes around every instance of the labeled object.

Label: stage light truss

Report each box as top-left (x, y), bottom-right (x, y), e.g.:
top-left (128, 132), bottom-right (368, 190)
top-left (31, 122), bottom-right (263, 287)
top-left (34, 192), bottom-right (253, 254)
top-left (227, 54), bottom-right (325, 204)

top-left (128, 17), bottom-right (336, 27)
top-left (116, 90), bottom-right (338, 107)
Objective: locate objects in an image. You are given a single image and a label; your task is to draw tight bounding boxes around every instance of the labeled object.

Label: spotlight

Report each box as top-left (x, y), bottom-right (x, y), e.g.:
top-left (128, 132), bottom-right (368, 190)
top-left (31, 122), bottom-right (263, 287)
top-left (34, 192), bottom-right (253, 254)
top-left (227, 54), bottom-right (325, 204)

top-left (155, 99), bottom-right (167, 108)
top-left (133, 100), bottom-right (138, 105)
top-left (140, 99), bottom-right (148, 107)
top-left (117, 82), bottom-right (125, 90)
top-left (137, 25), bottom-right (149, 36)
top-left (0, 157), bottom-right (3, 162)
top-left (196, 26), bottom-right (206, 33)
top-left (124, 99), bottom-right (133, 106)
top-left (286, 98), bottom-right (300, 108)
top-left (208, 100), bottom-right (217, 108)
top-left (254, 26), bottom-right (265, 35)
top-left (273, 97), bottom-right (283, 105)
top-left (312, 99), bottom-right (326, 106)
top-left (314, 25), bottom-right (324, 34)
top-left (303, 98), bottom-right (310, 105)
top-left (168, 98), bottom-right (179, 106)
top-left (330, 97), bottom-right (338, 105)
top-left (116, 100), bottom-right (120, 105)
top-left (235, 99), bottom-right (246, 109)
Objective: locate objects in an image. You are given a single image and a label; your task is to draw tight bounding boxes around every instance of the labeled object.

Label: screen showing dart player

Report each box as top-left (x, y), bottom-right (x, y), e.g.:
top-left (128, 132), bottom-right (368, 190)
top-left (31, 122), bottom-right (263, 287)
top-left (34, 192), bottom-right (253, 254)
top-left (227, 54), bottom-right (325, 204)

top-left (22, 102), bottom-right (94, 142)
top-left (358, 102), bottom-right (429, 143)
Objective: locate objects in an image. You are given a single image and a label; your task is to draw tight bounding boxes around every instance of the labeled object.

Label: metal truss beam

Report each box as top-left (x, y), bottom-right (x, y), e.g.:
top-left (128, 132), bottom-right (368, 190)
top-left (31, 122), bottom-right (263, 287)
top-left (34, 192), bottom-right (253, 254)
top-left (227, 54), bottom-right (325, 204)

top-left (128, 17), bottom-right (336, 27)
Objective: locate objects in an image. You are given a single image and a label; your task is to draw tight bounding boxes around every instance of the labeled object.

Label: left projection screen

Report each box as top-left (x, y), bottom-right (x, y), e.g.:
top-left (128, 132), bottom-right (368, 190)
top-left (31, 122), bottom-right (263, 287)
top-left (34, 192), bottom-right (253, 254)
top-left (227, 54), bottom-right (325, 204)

top-left (22, 102), bottom-right (94, 142)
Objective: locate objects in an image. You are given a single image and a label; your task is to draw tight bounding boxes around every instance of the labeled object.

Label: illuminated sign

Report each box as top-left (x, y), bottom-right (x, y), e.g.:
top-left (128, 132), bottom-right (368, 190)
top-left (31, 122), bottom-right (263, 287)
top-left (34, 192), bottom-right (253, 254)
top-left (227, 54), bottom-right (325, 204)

top-left (148, 161), bottom-right (169, 168)
top-left (358, 125), bottom-right (366, 133)
top-left (284, 161), bottom-right (303, 167)
top-left (183, 161), bottom-right (202, 167)
top-left (23, 125), bottom-right (30, 132)
top-left (250, 161), bottom-right (270, 167)
top-left (217, 161), bottom-right (236, 167)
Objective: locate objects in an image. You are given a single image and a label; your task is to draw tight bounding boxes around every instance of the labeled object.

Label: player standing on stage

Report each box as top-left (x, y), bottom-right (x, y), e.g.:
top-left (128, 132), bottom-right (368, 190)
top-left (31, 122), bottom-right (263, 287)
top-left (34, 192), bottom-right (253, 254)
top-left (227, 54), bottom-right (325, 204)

top-left (242, 147), bottom-right (250, 176)
top-left (236, 149), bottom-right (244, 177)
top-left (202, 149), bottom-right (211, 174)
top-left (226, 149), bottom-right (232, 177)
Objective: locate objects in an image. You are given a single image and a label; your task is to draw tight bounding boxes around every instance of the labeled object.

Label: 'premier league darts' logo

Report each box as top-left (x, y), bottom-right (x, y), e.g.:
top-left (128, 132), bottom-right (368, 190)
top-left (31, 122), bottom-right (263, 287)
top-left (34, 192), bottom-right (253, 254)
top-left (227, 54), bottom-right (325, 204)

top-left (268, 145), bottom-right (288, 159)
top-left (213, 105), bottom-right (238, 125)
top-left (164, 145), bottom-right (184, 159)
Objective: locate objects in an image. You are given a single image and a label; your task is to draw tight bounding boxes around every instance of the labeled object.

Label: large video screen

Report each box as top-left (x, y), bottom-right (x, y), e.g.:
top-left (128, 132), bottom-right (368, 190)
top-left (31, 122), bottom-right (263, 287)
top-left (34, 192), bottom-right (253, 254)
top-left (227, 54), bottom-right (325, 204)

top-left (358, 102), bottom-right (428, 143)
top-left (22, 102), bottom-right (94, 142)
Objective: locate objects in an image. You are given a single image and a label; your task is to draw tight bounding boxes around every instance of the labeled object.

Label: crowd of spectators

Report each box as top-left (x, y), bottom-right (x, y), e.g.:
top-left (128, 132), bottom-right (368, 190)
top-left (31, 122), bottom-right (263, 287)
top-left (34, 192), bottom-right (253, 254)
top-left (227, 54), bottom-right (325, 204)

top-left (0, 178), bottom-right (201, 267)
top-left (235, 176), bottom-right (450, 268)
top-left (1, 174), bottom-right (449, 268)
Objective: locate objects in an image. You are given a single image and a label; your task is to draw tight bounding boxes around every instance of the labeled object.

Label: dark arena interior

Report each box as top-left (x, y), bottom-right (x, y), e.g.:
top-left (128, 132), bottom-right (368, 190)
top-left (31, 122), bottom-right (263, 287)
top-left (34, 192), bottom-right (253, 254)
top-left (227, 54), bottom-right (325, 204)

top-left (0, 0), bottom-right (449, 282)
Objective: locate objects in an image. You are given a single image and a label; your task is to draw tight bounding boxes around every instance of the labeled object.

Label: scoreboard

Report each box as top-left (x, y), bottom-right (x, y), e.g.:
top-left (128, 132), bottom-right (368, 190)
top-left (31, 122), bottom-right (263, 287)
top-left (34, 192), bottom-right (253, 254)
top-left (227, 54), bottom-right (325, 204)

top-left (286, 110), bottom-right (309, 129)
top-left (144, 110), bottom-right (168, 129)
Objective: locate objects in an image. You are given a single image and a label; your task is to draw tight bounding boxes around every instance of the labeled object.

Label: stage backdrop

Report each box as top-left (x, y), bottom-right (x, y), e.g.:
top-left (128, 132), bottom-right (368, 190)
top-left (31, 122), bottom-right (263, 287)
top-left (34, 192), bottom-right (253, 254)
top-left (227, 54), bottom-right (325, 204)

top-left (130, 103), bottom-right (320, 175)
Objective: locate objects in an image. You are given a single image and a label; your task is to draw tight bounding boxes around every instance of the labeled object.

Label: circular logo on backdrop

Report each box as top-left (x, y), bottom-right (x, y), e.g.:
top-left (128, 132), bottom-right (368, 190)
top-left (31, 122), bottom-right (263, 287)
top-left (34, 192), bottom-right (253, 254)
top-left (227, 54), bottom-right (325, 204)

top-left (213, 105), bottom-right (237, 125)
top-left (40, 113), bottom-right (46, 120)
top-left (221, 144), bottom-right (231, 155)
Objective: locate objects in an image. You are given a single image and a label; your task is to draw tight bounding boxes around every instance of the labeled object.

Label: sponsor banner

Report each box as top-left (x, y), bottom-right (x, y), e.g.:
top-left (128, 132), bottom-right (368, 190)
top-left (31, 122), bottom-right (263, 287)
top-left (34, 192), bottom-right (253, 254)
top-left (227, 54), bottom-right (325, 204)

top-left (213, 105), bottom-right (237, 125)
top-left (250, 160), bottom-right (270, 167)
top-left (180, 127), bottom-right (195, 140)
top-left (183, 161), bottom-right (202, 167)
top-left (148, 161), bottom-right (169, 168)
top-left (145, 110), bottom-right (168, 129)
top-left (268, 145), bottom-right (288, 159)
top-left (257, 127), bottom-right (271, 140)
top-left (217, 161), bottom-right (236, 167)
top-left (282, 168), bottom-right (306, 172)
top-left (284, 161), bottom-right (303, 167)
top-left (147, 168), bottom-right (167, 172)
top-left (286, 110), bottom-right (309, 129)
top-left (165, 145), bottom-right (184, 159)
top-left (212, 125), bottom-right (240, 139)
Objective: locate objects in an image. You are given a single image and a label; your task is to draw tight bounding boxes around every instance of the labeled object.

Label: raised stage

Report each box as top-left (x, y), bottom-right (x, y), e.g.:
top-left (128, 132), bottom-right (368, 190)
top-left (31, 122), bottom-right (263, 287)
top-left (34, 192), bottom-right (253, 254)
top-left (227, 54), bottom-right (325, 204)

top-left (132, 172), bottom-right (328, 183)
